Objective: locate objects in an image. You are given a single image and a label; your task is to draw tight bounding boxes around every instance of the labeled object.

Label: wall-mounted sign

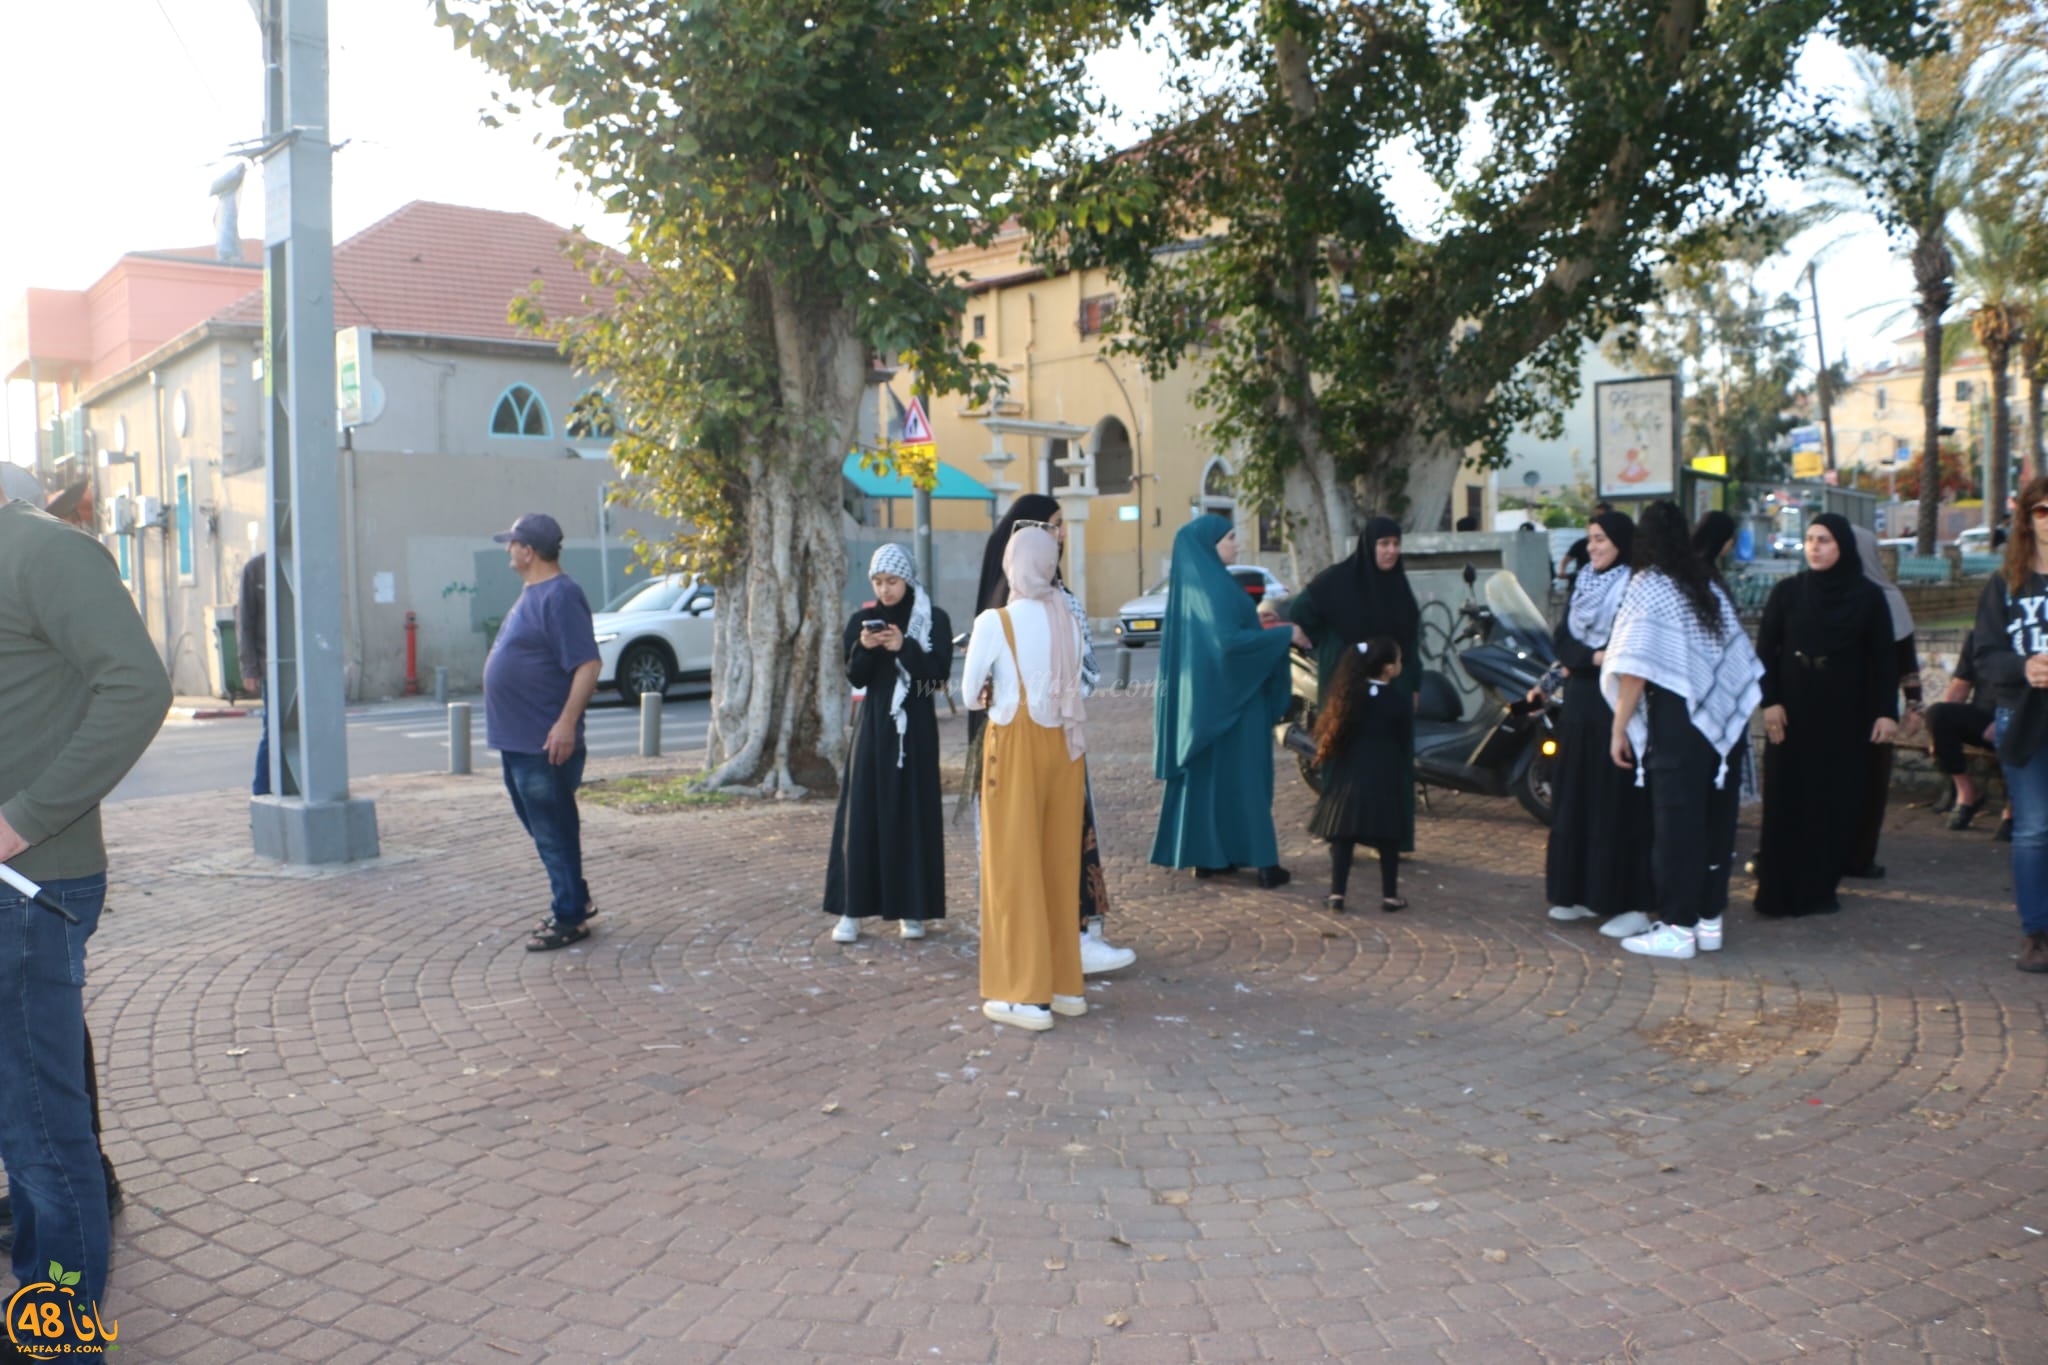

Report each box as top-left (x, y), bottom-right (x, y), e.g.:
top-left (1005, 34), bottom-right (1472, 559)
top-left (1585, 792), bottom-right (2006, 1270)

top-left (1594, 375), bottom-right (1681, 500)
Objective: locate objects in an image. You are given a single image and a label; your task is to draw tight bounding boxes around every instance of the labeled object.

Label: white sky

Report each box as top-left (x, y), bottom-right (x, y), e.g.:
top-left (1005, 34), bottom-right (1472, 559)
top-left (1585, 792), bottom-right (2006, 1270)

top-left (0, 1), bottom-right (1912, 469)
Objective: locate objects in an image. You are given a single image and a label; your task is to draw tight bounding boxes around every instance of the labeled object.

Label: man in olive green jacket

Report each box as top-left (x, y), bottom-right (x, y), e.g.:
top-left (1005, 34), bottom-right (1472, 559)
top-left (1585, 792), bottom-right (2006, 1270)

top-left (0, 498), bottom-right (170, 1318)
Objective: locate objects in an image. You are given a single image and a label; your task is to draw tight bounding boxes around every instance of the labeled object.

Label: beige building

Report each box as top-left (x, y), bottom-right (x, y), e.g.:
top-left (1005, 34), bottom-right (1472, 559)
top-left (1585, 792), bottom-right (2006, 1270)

top-left (3, 203), bottom-right (673, 700)
top-left (1832, 344), bottom-right (1998, 473)
top-left (901, 224), bottom-right (1491, 621)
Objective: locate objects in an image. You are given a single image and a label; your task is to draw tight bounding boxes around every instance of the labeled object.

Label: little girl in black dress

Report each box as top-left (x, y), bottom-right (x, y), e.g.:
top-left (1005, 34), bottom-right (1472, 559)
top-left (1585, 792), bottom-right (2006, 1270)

top-left (1310, 637), bottom-right (1413, 912)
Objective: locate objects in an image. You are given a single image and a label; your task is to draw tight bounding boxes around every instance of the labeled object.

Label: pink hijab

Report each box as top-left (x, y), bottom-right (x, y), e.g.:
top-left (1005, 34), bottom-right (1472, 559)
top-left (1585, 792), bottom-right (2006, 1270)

top-left (1003, 527), bottom-right (1086, 759)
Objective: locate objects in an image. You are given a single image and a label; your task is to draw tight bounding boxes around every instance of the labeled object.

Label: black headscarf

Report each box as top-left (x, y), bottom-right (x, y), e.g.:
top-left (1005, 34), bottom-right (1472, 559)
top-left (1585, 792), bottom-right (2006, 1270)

top-left (976, 493), bottom-right (1061, 614)
top-left (1692, 510), bottom-right (1737, 572)
top-left (1788, 513), bottom-right (1877, 656)
top-left (1589, 510), bottom-right (1635, 566)
top-left (1304, 515), bottom-right (1420, 649)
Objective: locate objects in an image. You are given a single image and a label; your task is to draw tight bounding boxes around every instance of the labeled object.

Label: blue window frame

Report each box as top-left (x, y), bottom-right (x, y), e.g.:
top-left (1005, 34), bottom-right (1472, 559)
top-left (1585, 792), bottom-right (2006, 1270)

top-left (175, 469), bottom-right (195, 581)
top-left (117, 530), bottom-right (130, 583)
top-left (490, 384), bottom-right (552, 438)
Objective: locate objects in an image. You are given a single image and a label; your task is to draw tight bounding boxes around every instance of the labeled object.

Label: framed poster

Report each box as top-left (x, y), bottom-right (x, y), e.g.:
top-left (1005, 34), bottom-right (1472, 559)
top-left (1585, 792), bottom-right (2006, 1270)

top-left (1594, 375), bottom-right (1681, 500)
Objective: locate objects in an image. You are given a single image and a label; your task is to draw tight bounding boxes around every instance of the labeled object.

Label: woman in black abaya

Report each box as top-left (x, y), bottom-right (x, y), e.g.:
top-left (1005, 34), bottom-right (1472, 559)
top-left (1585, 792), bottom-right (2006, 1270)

top-left (823, 544), bottom-right (951, 942)
top-left (1752, 514), bottom-right (1899, 917)
top-left (1542, 511), bottom-right (1651, 931)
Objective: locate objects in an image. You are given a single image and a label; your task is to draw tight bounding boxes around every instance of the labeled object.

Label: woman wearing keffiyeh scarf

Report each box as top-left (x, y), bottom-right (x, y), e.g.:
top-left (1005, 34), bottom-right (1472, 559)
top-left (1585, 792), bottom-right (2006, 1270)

top-left (1541, 512), bottom-right (1652, 936)
top-left (822, 544), bottom-right (953, 944)
top-left (1599, 502), bottom-right (1763, 961)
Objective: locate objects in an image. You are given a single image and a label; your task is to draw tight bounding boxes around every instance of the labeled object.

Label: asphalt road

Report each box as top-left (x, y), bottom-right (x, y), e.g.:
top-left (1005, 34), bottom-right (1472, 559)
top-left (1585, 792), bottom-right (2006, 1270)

top-left (110, 640), bottom-right (1161, 803)
top-left (112, 688), bottom-right (714, 802)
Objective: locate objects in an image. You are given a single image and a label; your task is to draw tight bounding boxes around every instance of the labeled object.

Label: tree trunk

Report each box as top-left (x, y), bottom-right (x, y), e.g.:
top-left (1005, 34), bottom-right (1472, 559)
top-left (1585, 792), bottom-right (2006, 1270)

top-left (701, 284), bottom-right (867, 797)
top-left (1912, 232), bottom-right (1954, 555)
top-left (1988, 335), bottom-right (2013, 533)
top-left (2023, 331), bottom-right (2045, 484)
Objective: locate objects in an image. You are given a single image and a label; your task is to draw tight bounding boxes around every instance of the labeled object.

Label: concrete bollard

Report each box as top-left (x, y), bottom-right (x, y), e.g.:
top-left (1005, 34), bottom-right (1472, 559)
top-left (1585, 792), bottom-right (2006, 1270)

top-left (448, 702), bottom-right (472, 775)
top-left (433, 666), bottom-right (449, 705)
top-left (640, 690), bottom-right (662, 758)
top-left (1115, 645), bottom-right (1133, 692)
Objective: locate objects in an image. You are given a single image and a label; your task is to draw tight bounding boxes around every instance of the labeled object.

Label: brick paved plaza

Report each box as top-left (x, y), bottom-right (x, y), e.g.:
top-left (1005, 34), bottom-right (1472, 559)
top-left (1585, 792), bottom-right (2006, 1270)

top-left (90, 693), bottom-right (2047, 1363)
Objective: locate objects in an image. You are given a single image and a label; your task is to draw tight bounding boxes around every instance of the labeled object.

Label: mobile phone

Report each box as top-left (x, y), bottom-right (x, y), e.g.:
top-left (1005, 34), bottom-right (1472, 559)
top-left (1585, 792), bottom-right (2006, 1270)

top-left (862, 618), bottom-right (887, 631)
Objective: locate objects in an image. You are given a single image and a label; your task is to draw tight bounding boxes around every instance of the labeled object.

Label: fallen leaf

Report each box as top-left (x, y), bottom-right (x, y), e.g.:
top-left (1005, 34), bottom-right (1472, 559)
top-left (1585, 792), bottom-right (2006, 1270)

top-left (1415, 1174), bottom-right (1438, 1184)
top-left (1062, 1143), bottom-right (1090, 1156)
top-left (897, 1143), bottom-right (916, 1154)
top-left (1486, 1152), bottom-right (1509, 1167)
top-left (1104, 1311), bottom-right (1131, 1329)
top-left (821, 1102), bottom-right (841, 1114)
top-left (1145, 1253), bottom-right (1168, 1263)
top-left (1407, 1200), bottom-right (1441, 1213)
top-left (1044, 1258), bottom-right (1066, 1272)
top-left (1448, 991), bottom-right (1468, 1000)
top-left (224, 1048), bottom-right (249, 1057)
top-left (1108, 1235), bottom-right (1133, 1248)
top-left (1310, 1148), bottom-right (1336, 1158)
top-left (1157, 1191), bottom-right (1191, 1206)
top-left (1689, 1082), bottom-right (1714, 1095)
top-left (1753, 1180), bottom-right (1776, 1192)
top-left (945, 1250), bottom-right (973, 1264)
top-left (1456, 1143), bottom-right (1489, 1157)
top-left (1938, 1083), bottom-right (1961, 1093)
top-left (1659, 1164), bottom-right (1680, 1174)
top-left (1534, 1133), bottom-right (1565, 1144)
top-left (1792, 1185), bottom-right (1820, 1198)
top-left (1414, 1030), bottom-right (1436, 1039)
top-left (1544, 1010), bottom-right (1569, 1018)
top-left (1482, 1248), bottom-right (1508, 1264)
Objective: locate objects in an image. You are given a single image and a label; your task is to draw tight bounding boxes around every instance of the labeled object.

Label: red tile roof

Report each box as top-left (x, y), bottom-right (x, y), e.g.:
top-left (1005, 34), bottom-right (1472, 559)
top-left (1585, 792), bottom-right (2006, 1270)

top-left (217, 201), bottom-right (612, 341)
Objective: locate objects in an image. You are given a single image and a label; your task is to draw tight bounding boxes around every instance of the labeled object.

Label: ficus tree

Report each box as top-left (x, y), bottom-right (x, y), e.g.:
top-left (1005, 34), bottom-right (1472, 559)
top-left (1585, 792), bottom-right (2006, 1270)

top-left (435, 0), bottom-right (1118, 795)
top-left (1030, 0), bottom-right (1935, 572)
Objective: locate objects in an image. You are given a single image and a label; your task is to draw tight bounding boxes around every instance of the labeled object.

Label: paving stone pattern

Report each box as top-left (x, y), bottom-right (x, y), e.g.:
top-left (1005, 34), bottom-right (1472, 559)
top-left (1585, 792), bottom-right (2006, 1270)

top-left (88, 694), bottom-right (2047, 1362)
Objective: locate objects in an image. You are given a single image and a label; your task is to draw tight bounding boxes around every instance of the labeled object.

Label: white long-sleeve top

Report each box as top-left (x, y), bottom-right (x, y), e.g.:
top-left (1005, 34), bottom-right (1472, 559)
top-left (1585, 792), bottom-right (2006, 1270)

top-left (961, 600), bottom-right (1084, 728)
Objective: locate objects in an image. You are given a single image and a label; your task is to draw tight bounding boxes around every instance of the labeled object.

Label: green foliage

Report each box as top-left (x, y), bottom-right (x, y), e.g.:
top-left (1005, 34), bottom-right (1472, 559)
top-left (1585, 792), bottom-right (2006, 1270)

top-left (1605, 214), bottom-right (1808, 489)
top-left (436, 0), bottom-right (1121, 575)
top-left (1030, 0), bottom-right (1936, 536)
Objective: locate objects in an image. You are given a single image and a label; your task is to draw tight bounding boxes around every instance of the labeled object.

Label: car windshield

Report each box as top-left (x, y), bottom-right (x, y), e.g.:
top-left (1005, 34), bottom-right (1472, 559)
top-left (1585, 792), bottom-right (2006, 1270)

top-left (603, 577), bottom-right (687, 614)
top-left (1485, 571), bottom-right (1552, 641)
top-left (1145, 575), bottom-right (1170, 596)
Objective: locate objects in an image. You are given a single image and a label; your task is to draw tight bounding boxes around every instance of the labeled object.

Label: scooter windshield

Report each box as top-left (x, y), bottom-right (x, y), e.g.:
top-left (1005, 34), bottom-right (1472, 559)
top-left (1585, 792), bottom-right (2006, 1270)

top-left (1484, 571), bottom-right (1552, 646)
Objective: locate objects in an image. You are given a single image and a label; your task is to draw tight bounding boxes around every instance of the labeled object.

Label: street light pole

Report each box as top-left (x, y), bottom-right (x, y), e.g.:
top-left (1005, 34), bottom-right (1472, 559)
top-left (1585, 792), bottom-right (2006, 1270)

top-left (249, 0), bottom-right (377, 863)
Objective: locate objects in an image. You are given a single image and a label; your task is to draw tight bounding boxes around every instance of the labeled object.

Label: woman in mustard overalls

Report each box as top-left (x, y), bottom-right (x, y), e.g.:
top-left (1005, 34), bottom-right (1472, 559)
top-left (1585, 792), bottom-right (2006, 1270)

top-left (960, 527), bottom-right (1089, 1031)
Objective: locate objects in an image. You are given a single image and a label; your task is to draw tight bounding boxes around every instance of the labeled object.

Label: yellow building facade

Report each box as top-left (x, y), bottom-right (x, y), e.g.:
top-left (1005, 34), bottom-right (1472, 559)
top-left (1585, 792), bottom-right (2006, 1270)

top-left (1831, 346), bottom-right (1993, 473)
top-left (898, 223), bottom-right (1489, 622)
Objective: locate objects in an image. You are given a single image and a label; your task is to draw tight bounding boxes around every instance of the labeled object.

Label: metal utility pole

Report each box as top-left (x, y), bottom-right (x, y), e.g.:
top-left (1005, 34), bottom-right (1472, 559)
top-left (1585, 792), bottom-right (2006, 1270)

top-left (912, 386), bottom-right (934, 593)
top-left (1807, 262), bottom-right (1840, 474)
top-left (249, 0), bottom-right (378, 863)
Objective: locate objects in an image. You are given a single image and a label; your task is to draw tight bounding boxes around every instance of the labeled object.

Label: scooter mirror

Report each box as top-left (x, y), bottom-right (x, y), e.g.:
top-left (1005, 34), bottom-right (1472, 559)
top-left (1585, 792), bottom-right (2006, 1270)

top-left (1462, 563), bottom-right (1477, 587)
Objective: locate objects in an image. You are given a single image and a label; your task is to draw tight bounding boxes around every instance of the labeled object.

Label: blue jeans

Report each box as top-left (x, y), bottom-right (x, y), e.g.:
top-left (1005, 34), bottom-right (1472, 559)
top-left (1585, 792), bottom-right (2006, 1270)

top-left (253, 679), bottom-right (271, 796)
top-left (0, 874), bottom-right (109, 1312)
top-left (501, 748), bottom-right (591, 923)
top-left (1996, 709), bottom-right (2048, 934)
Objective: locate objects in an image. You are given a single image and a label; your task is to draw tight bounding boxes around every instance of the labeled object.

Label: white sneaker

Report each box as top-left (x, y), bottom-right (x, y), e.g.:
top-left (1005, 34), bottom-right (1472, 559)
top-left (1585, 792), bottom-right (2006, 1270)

top-left (982, 1001), bottom-right (1054, 1031)
top-left (831, 915), bottom-right (860, 943)
top-left (1695, 917), bottom-right (1723, 952)
top-left (1548, 905), bottom-right (1596, 922)
top-left (1051, 995), bottom-right (1088, 1017)
top-left (1600, 911), bottom-right (1653, 938)
top-left (1621, 922), bottom-right (1696, 960)
top-left (900, 920), bottom-right (926, 940)
top-left (1080, 931), bottom-right (1137, 975)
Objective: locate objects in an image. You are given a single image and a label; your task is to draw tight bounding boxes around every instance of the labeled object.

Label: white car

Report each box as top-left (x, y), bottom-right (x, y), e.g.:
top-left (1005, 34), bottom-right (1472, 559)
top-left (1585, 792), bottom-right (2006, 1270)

top-left (1115, 564), bottom-right (1290, 647)
top-left (594, 574), bottom-right (716, 699)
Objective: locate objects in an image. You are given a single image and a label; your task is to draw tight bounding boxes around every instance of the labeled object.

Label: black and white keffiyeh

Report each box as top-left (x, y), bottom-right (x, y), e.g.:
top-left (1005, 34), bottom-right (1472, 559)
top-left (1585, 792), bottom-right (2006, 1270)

top-left (1565, 563), bottom-right (1632, 651)
top-left (1599, 571), bottom-right (1762, 788)
top-left (868, 543), bottom-right (932, 768)
top-left (1060, 585), bottom-right (1100, 696)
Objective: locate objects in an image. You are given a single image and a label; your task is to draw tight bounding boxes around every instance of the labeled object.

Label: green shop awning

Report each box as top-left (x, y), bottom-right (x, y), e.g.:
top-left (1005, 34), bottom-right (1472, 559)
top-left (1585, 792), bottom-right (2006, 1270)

top-left (841, 453), bottom-right (994, 501)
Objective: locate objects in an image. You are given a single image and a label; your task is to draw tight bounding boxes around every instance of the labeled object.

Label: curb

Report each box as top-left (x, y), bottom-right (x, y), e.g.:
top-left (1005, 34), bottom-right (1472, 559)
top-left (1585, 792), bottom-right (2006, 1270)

top-left (168, 706), bottom-right (251, 722)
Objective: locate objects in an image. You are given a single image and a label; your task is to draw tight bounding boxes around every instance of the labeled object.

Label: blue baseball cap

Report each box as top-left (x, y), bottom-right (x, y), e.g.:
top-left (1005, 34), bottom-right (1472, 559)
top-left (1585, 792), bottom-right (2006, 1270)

top-left (493, 512), bottom-right (564, 555)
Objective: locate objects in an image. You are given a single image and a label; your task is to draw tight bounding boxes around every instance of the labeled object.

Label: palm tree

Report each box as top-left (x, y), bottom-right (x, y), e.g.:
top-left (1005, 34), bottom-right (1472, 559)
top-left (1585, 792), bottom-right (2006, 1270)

top-left (1815, 47), bottom-right (2032, 552)
top-left (1951, 211), bottom-right (2035, 531)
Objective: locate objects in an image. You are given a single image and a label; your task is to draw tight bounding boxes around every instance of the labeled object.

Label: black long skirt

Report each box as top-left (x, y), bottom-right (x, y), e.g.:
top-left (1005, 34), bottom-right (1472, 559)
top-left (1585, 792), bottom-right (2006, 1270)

top-left (1544, 676), bottom-right (1651, 916)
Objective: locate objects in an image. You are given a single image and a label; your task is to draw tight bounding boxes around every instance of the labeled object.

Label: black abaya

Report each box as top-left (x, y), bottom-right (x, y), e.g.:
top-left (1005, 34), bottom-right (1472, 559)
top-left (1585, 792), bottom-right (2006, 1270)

top-left (1753, 520), bottom-right (1898, 917)
top-left (822, 599), bottom-right (953, 922)
top-left (1545, 667), bottom-right (1650, 916)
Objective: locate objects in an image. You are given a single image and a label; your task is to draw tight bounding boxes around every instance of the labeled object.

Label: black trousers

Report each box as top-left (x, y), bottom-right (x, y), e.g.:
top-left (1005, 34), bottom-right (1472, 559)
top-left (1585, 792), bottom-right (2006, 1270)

top-left (1925, 701), bottom-right (1996, 776)
top-left (1329, 841), bottom-right (1399, 899)
top-left (1643, 690), bottom-right (1741, 929)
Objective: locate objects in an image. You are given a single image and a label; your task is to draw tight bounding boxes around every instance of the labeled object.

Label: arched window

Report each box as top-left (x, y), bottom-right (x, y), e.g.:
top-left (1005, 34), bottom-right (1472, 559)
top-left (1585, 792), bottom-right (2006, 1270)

top-left (1093, 417), bottom-right (1133, 495)
top-left (1202, 458), bottom-right (1232, 499)
top-left (491, 384), bottom-right (552, 438)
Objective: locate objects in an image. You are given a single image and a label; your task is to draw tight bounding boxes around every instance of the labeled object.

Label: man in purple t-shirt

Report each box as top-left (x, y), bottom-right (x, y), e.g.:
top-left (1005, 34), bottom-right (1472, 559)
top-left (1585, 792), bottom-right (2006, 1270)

top-left (483, 513), bottom-right (603, 950)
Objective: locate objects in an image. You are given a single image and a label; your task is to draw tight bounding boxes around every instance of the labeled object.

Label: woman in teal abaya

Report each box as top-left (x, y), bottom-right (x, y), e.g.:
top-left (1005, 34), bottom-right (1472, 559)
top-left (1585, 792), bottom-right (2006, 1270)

top-left (1150, 515), bottom-right (1297, 888)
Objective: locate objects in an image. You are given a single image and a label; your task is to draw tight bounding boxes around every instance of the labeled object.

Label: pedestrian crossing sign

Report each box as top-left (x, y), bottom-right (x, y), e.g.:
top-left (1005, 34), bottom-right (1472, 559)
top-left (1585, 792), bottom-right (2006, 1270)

top-left (899, 398), bottom-right (934, 448)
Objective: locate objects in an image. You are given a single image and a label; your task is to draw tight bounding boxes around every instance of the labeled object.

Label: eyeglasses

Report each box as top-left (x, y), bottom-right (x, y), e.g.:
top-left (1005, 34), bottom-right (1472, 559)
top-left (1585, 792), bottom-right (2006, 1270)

top-left (1012, 519), bottom-right (1057, 534)
top-left (2030, 505), bottom-right (2048, 520)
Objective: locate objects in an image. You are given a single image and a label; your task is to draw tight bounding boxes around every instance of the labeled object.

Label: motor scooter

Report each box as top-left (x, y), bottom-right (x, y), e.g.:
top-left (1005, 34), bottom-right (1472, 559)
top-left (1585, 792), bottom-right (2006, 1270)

top-left (1279, 564), bottom-right (1563, 825)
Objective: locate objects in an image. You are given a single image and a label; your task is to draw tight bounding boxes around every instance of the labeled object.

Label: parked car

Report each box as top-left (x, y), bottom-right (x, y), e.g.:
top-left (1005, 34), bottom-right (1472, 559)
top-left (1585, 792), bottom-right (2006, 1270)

top-left (1115, 564), bottom-right (1290, 647)
top-left (594, 574), bottom-right (716, 699)
top-left (1952, 527), bottom-right (1993, 554)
